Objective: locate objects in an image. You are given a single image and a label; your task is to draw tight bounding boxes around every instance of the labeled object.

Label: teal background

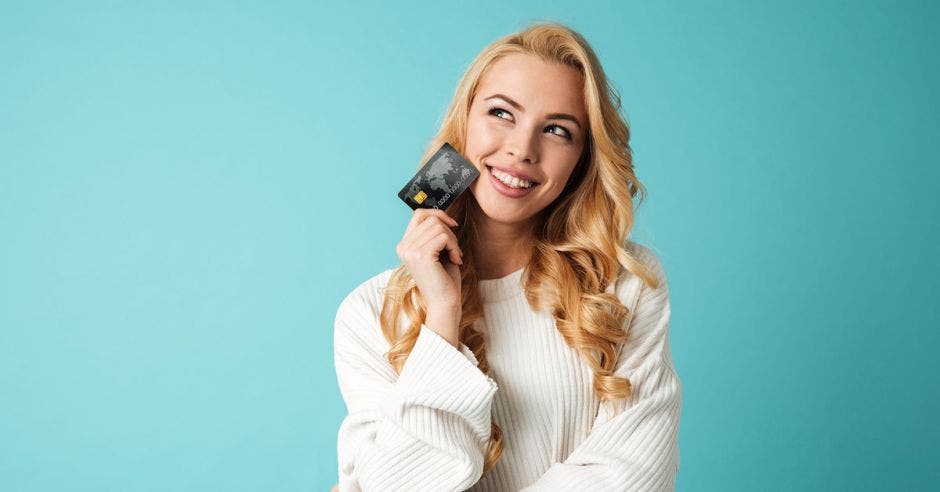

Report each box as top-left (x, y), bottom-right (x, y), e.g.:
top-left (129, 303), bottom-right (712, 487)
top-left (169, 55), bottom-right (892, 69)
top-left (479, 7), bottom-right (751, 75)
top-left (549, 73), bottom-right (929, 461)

top-left (1, 1), bottom-right (937, 490)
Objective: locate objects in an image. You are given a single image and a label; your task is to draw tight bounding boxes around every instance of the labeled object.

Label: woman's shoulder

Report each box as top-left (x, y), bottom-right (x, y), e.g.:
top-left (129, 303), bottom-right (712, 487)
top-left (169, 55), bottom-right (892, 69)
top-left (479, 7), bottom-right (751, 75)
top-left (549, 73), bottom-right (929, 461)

top-left (332, 267), bottom-right (400, 351)
top-left (624, 239), bottom-right (666, 274)
top-left (614, 240), bottom-right (669, 328)
top-left (336, 267), bottom-right (398, 319)
top-left (333, 269), bottom-right (394, 372)
top-left (615, 240), bottom-right (672, 362)
top-left (614, 240), bottom-right (669, 308)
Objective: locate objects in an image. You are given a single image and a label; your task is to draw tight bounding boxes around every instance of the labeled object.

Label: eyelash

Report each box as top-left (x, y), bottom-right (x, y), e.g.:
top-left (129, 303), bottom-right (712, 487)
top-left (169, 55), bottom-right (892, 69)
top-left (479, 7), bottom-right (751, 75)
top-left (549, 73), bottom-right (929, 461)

top-left (488, 107), bottom-right (573, 141)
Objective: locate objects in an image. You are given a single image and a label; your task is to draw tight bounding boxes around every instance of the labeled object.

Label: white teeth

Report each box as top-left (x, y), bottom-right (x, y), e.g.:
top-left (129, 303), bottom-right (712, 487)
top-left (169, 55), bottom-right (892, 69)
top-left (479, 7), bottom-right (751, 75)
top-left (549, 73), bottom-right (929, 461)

top-left (491, 167), bottom-right (533, 189)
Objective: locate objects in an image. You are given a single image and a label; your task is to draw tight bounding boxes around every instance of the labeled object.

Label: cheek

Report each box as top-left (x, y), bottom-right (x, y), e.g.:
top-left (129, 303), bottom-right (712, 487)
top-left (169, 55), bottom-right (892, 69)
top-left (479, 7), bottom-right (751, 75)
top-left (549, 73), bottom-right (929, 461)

top-left (466, 117), bottom-right (499, 156)
top-left (546, 158), bottom-right (578, 185)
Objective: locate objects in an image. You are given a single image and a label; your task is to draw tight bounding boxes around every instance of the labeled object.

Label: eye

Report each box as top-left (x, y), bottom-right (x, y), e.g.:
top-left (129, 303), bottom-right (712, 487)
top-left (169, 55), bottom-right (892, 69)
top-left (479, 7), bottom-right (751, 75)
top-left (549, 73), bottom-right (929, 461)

top-left (547, 124), bottom-right (573, 141)
top-left (488, 106), bottom-right (573, 141)
top-left (488, 106), bottom-right (512, 121)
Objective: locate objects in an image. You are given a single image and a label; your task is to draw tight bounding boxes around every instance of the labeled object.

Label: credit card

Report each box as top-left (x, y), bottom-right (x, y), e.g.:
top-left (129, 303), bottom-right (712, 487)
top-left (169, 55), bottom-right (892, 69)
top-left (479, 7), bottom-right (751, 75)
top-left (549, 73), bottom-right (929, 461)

top-left (397, 143), bottom-right (480, 211)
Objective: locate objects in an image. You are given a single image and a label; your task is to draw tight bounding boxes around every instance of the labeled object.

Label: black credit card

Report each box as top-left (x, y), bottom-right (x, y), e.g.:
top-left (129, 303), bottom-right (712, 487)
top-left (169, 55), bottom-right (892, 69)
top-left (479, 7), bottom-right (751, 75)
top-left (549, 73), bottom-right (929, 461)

top-left (397, 143), bottom-right (480, 210)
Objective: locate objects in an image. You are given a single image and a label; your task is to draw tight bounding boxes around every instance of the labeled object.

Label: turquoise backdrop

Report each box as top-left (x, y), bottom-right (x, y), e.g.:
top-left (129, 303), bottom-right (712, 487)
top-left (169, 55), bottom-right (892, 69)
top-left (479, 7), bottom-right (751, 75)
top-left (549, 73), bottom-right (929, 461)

top-left (2, 1), bottom-right (937, 491)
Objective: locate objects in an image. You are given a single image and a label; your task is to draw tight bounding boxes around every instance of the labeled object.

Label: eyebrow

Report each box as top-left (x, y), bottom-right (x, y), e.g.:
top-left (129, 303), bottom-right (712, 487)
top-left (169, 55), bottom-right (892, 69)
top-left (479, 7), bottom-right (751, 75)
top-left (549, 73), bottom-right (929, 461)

top-left (483, 93), bottom-right (582, 130)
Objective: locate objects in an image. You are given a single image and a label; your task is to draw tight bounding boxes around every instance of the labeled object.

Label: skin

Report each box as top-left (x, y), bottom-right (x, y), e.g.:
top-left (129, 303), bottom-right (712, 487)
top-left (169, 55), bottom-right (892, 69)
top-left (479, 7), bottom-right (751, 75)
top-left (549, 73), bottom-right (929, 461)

top-left (464, 52), bottom-right (588, 280)
top-left (396, 53), bottom-right (587, 348)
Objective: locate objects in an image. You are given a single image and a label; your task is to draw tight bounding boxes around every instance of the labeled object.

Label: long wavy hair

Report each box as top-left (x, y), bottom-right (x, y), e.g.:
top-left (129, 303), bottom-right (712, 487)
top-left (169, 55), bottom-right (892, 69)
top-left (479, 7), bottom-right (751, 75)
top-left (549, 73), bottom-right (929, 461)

top-left (379, 21), bottom-right (660, 475)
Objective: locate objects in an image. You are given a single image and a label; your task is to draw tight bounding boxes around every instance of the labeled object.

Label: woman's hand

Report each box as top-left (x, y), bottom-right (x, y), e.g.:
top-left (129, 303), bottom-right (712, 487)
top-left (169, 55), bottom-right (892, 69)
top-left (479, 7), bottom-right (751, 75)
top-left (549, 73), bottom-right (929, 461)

top-left (396, 208), bottom-right (464, 346)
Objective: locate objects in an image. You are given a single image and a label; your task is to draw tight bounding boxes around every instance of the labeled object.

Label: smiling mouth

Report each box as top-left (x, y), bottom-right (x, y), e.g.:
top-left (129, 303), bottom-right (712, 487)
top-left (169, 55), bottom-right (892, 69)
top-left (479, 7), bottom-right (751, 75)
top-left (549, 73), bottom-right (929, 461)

top-left (485, 165), bottom-right (540, 189)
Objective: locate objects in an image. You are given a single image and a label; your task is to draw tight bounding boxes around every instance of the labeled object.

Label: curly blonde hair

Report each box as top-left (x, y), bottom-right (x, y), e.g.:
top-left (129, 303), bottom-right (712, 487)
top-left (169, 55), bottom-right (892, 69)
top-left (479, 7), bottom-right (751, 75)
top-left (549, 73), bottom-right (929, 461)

top-left (379, 21), bottom-right (660, 476)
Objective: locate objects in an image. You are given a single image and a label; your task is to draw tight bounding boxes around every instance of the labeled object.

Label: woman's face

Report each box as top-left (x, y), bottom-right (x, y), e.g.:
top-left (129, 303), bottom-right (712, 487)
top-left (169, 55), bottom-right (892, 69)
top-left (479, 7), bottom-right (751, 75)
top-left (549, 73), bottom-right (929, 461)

top-left (465, 53), bottom-right (588, 228)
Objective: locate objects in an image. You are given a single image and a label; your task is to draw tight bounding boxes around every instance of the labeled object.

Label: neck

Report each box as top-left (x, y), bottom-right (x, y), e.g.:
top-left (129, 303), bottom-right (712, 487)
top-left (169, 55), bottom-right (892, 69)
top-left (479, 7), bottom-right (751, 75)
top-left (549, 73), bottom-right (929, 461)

top-left (470, 209), bottom-right (537, 280)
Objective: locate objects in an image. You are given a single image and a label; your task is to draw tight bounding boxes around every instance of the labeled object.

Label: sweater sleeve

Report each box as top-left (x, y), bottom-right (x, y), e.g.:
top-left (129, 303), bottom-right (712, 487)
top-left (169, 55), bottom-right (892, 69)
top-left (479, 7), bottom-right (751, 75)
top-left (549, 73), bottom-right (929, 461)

top-left (520, 246), bottom-right (682, 492)
top-left (333, 287), bottom-right (499, 492)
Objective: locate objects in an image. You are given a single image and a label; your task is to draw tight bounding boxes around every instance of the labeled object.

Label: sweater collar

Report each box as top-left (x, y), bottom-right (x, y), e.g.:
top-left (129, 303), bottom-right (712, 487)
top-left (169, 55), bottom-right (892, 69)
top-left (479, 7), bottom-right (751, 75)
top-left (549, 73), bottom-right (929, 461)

top-left (478, 267), bottom-right (525, 303)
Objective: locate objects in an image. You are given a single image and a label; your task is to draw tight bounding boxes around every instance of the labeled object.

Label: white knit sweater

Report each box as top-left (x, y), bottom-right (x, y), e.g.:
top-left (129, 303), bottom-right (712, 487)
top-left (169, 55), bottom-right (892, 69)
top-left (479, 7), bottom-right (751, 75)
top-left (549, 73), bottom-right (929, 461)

top-left (333, 242), bottom-right (681, 491)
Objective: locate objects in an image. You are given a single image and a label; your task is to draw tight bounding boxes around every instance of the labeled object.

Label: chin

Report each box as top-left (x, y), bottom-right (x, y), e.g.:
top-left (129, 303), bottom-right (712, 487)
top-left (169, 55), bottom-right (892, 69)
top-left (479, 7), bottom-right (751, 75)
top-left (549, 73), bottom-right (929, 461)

top-left (469, 184), bottom-right (544, 225)
top-left (476, 201), bottom-right (535, 225)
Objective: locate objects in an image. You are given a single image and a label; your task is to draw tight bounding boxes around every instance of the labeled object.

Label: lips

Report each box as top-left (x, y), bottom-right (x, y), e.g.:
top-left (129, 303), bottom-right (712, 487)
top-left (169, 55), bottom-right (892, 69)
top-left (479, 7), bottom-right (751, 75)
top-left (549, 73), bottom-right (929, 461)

top-left (484, 164), bottom-right (540, 185)
top-left (486, 164), bottom-right (538, 198)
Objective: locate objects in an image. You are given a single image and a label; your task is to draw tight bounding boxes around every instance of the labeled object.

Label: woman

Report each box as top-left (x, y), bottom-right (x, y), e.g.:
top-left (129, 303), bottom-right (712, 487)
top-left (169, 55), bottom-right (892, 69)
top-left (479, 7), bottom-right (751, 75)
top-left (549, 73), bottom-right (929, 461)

top-left (333, 22), bottom-right (681, 491)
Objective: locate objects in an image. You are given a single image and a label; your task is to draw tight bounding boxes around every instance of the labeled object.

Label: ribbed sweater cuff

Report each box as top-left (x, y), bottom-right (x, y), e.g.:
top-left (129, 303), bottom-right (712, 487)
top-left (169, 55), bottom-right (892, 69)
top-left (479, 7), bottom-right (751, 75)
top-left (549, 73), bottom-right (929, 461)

top-left (459, 342), bottom-right (480, 366)
top-left (391, 324), bottom-right (499, 417)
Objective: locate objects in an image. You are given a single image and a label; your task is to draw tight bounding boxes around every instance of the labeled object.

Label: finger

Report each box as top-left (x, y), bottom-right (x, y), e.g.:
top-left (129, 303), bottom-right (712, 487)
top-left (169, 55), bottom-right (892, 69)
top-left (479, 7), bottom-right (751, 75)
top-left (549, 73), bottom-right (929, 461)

top-left (402, 213), bottom-right (459, 253)
top-left (405, 216), bottom-right (451, 254)
top-left (415, 222), bottom-right (463, 265)
top-left (409, 208), bottom-right (458, 237)
top-left (405, 217), bottom-right (459, 260)
top-left (401, 212), bottom-right (442, 253)
top-left (405, 208), bottom-right (458, 237)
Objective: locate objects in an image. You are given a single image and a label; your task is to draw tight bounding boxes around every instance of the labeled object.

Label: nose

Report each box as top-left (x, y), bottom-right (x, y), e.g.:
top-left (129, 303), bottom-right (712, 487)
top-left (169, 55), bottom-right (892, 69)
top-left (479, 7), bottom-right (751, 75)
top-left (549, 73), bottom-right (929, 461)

top-left (504, 127), bottom-right (539, 164)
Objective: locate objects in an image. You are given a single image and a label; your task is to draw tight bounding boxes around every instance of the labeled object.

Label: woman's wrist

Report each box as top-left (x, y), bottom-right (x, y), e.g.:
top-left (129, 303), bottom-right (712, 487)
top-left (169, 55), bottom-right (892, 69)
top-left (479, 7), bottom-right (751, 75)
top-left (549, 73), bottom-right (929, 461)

top-left (425, 306), bottom-right (461, 348)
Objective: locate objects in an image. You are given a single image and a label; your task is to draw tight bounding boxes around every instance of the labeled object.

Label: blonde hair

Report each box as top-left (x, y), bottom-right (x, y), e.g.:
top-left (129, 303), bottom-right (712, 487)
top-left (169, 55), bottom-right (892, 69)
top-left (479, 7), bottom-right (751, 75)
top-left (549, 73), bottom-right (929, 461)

top-left (379, 21), bottom-right (660, 476)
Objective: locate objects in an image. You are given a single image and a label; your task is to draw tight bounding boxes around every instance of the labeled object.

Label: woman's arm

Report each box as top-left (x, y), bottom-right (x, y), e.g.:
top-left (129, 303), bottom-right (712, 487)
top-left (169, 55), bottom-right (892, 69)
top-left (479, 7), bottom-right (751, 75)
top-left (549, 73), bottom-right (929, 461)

top-left (333, 288), bottom-right (498, 491)
top-left (521, 245), bottom-right (682, 491)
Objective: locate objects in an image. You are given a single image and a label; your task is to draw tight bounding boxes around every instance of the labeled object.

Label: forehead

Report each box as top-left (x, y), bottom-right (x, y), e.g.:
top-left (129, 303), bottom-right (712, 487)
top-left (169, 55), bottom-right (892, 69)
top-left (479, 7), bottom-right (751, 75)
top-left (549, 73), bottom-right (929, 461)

top-left (475, 53), bottom-right (586, 118)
